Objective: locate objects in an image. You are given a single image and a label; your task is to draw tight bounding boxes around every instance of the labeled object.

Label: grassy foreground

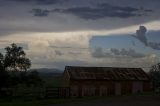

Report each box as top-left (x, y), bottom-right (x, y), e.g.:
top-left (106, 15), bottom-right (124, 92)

top-left (0, 92), bottom-right (156, 106)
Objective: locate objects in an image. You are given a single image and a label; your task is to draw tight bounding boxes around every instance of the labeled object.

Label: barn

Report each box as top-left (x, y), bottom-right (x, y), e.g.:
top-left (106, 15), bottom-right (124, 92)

top-left (63, 66), bottom-right (152, 97)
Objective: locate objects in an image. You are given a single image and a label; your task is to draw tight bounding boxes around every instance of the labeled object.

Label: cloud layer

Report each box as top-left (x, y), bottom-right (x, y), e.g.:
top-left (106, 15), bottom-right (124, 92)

top-left (51, 3), bottom-right (152, 20)
top-left (92, 48), bottom-right (146, 58)
top-left (30, 8), bottom-right (51, 17)
top-left (8, 0), bottom-right (66, 5)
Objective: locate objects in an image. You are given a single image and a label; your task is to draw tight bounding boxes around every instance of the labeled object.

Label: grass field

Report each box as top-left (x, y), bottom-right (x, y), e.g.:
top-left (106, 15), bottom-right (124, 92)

top-left (0, 92), bottom-right (159, 106)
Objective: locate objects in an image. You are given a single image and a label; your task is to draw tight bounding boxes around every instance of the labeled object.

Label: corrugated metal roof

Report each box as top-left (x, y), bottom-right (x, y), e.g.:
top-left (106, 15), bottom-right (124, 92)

top-left (65, 66), bottom-right (150, 81)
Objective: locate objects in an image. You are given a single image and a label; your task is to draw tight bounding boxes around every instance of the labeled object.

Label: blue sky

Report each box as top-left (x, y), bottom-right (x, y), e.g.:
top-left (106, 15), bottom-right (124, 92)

top-left (90, 31), bottom-right (160, 54)
top-left (0, 0), bottom-right (160, 70)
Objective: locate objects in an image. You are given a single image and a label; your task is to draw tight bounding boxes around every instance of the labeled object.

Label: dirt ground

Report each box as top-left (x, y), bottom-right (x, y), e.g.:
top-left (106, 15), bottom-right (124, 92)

top-left (49, 95), bottom-right (160, 106)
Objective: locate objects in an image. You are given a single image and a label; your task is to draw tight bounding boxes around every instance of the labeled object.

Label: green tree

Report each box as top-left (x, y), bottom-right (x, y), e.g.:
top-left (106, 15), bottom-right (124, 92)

top-left (4, 43), bottom-right (31, 71)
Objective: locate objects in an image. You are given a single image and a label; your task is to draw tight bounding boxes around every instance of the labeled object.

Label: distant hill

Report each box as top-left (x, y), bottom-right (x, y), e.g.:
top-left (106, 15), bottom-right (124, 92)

top-left (31, 68), bottom-right (63, 74)
top-left (30, 68), bottom-right (63, 77)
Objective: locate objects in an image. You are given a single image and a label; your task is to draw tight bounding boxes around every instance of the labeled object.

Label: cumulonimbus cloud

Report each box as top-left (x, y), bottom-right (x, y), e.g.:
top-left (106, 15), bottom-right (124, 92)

top-left (132, 26), bottom-right (148, 46)
top-left (132, 26), bottom-right (160, 50)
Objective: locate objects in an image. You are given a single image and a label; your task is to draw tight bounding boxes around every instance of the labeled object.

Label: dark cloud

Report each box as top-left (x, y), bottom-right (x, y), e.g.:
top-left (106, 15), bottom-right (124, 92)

top-left (132, 26), bottom-right (148, 46)
top-left (132, 26), bottom-right (160, 50)
top-left (55, 50), bottom-right (63, 56)
top-left (8, 0), bottom-right (66, 5)
top-left (52, 3), bottom-right (152, 20)
top-left (92, 47), bottom-right (145, 58)
top-left (98, 3), bottom-right (139, 12)
top-left (30, 8), bottom-right (51, 17)
top-left (148, 42), bottom-right (160, 50)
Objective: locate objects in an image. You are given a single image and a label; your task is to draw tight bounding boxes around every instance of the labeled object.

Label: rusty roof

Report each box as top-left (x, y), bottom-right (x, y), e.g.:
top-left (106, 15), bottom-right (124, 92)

top-left (65, 66), bottom-right (150, 81)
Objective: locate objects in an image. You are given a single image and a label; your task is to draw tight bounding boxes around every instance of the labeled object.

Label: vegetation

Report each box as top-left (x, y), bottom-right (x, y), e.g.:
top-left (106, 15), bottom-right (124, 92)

top-left (149, 63), bottom-right (160, 89)
top-left (4, 43), bottom-right (31, 72)
top-left (0, 53), bottom-right (10, 90)
top-left (0, 43), bottom-right (43, 98)
top-left (0, 91), bottom-right (155, 106)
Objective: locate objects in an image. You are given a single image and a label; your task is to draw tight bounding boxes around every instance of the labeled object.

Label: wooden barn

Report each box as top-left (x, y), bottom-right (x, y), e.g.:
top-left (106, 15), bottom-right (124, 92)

top-left (63, 66), bottom-right (152, 97)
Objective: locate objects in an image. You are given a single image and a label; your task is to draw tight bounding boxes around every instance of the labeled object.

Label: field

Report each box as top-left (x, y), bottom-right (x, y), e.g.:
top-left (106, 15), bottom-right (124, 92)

top-left (49, 94), bottom-right (160, 106)
top-left (0, 93), bottom-right (160, 106)
top-left (39, 72), bottom-right (63, 87)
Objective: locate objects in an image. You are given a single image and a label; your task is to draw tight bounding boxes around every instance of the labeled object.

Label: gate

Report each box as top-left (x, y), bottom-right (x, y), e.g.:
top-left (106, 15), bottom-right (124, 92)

top-left (45, 87), bottom-right (70, 98)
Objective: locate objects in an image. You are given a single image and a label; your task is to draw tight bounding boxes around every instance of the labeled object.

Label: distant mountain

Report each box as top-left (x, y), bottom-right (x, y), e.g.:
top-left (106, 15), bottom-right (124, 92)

top-left (29, 68), bottom-right (63, 78)
top-left (30, 68), bottom-right (63, 74)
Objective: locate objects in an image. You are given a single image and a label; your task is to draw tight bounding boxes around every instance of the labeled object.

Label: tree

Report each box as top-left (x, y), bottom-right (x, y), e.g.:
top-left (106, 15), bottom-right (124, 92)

top-left (4, 43), bottom-right (31, 71)
top-left (0, 43), bottom-right (43, 89)
top-left (149, 63), bottom-right (160, 88)
top-left (0, 53), bottom-right (4, 70)
top-left (0, 53), bottom-right (9, 92)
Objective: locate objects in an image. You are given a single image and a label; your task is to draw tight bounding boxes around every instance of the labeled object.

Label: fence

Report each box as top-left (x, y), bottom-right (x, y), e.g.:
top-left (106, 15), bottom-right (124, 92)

top-left (45, 87), bottom-right (70, 98)
top-left (0, 87), bottom-right (70, 99)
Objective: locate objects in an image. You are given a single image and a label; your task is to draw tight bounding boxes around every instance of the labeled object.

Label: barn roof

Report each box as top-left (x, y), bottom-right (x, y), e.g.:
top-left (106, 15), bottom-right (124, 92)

top-left (64, 66), bottom-right (150, 81)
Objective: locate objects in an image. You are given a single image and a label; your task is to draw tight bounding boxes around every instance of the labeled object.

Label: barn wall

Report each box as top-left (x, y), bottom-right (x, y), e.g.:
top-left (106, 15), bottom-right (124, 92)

top-left (68, 80), bottom-right (152, 97)
top-left (121, 81), bottom-right (132, 94)
top-left (143, 81), bottom-right (152, 92)
top-left (69, 80), bottom-right (115, 97)
top-left (132, 81), bottom-right (143, 93)
top-left (115, 82), bottom-right (121, 95)
top-left (100, 86), bottom-right (107, 96)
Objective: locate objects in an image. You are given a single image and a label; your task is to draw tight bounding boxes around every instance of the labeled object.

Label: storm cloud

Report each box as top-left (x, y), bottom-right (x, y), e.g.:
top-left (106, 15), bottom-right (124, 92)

top-left (148, 42), bottom-right (160, 50)
top-left (132, 26), bottom-right (160, 50)
top-left (30, 8), bottom-right (51, 17)
top-left (7, 0), bottom-right (66, 5)
top-left (132, 26), bottom-right (148, 46)
top-left (52, 3), bottom-right (152, 20)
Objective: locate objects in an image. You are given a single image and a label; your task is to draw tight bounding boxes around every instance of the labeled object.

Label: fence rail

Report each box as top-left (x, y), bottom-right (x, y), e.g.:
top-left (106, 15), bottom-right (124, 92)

top-left (0, 87), bottom-right (70, 99)
top-left (45, 87), bottom-right (70, 98)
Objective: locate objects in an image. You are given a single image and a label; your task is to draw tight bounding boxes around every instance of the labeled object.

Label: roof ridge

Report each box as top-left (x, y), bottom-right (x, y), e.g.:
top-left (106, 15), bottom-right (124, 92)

top-left (65, 66), bottom-right (142, 69)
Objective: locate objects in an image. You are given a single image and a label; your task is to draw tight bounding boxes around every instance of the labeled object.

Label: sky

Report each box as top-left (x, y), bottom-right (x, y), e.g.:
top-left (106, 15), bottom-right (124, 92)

top-left (0, 0), bottom-right (160, 71)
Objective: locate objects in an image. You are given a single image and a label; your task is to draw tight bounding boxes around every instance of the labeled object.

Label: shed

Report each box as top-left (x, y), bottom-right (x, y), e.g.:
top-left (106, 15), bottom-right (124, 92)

top-left (63, 66), bottom-right (152, 97)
